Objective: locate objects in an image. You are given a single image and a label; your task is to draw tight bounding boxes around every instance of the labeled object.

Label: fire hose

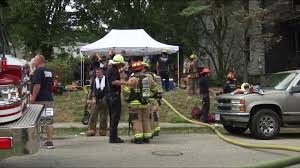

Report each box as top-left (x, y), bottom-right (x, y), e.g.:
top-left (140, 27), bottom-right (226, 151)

top-left (162, 98), bottom-right (300, 168)
top-left (83, 85), bottom-right (300, 167)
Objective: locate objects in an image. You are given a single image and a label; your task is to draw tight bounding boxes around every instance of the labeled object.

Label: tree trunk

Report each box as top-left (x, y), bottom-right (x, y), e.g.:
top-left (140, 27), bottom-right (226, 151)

top-left (243, 52), bottom-right (248, 82)
top-left (242, 0), bottom-right (250, 82)
top-left (41, 45), bottom-right (53, 60)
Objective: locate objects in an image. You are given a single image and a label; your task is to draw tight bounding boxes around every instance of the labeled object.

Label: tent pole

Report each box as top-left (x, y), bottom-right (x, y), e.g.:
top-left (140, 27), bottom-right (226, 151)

top-left (80, 55), bottom-right (83, 87)
top-left (177, 52), bottom-right (180, 88)
top-left (83, 56), bottom-right (85, 87)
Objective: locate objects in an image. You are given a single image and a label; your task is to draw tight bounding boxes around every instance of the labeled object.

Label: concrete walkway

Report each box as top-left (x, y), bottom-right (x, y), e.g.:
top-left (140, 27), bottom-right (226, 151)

top-left (54, 122), bottom-right (222, 129)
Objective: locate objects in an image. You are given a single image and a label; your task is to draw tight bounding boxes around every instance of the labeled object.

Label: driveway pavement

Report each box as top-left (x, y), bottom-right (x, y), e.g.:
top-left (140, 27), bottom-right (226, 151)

top-left (1, 133), bottom-right (300, 168)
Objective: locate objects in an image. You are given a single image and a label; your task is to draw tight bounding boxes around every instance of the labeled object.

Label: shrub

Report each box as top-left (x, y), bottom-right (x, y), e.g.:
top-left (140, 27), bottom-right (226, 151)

top-left (47, 57), bottom-right (74, 85)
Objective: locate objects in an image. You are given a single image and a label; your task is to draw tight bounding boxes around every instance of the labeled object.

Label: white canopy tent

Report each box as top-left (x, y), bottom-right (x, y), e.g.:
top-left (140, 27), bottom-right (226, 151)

top-left (81, 29), bottom-right (179, 55)
top-left (80, 29), bottom-right (180, 86)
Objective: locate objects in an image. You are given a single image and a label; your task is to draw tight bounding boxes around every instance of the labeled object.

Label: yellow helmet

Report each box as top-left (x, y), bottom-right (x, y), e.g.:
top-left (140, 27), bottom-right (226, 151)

top-left (111, 54), bottom-right (124, 64)
top-left (161, 49), bottom-right (168, 53)
top-left (141, 61), bottom-right (150, 68)
top-left (190, 54), bottom-right (197, 59)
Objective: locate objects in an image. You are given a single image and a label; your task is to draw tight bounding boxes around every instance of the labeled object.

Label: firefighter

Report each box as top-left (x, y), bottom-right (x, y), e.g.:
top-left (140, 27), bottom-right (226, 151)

top-left (223, 71), bottom-right (237, 94)
top-left (198, 67), bottom-right (212, 123)
top-left (123, 61), bottom-right (159, 144)
top-left (141, 61), bottom-right (162, 137)
top-left (106, 54), bottom-right (128, 143)
top-left (187, 54), bottom-right (198, 95)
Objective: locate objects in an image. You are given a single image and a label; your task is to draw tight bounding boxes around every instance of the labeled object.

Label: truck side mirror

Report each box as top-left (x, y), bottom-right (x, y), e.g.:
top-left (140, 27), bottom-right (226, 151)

top-left (290, 86), bottom-right (300, 93)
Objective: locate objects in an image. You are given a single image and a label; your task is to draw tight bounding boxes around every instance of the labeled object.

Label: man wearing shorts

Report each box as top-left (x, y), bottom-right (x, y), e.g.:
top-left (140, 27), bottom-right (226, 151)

top-left (31, 54), bottom-right (55, 149)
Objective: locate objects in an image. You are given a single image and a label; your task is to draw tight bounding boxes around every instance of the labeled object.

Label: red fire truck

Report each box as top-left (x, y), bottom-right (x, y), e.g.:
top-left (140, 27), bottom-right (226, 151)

top-left (0, 1), bottom-right (44, 161)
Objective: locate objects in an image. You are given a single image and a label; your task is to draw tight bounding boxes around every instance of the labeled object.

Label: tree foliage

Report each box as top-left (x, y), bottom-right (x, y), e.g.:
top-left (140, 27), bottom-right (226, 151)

top-left (4, 0), bottom-right (197, 61)
top-left (4, 0), bottom-right (78, 59)
top-left (181, 0), bottom-right (273, 79)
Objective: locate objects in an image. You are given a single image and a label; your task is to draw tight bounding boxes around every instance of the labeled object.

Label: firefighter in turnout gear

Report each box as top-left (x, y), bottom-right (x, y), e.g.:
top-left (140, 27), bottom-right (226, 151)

top-left (123, 61), bottom-right (159, 144)
top-left (141, 61), bottom-right (162, 137)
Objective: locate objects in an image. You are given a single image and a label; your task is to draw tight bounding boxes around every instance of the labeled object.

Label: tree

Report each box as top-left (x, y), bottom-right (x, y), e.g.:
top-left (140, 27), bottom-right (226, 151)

top-left (5, 0), bottom-right (77, 59)
top-left (181, 0), bottom-right (237, 78)
top-left (232, 0), bottom-right (268, 81)
top-left (181, 0), bottom-right (274, 80)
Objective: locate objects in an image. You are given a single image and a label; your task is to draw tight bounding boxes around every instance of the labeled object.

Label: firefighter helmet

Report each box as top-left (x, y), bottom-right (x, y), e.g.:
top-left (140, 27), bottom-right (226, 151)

top-left (227, 72), bottom-right (236, 80)
top-left (199, 67), bottom-right (210, 74)
top-left (131, 61), bottom-right (144, 71)
top-left (141, 61), bottom-right (150, 68)
top-left (111, 54), bottom-right (124, 64)
top-left (161, 49), bottom-right (168, 53)
top-left (190, 54), bottom-right (197, 59)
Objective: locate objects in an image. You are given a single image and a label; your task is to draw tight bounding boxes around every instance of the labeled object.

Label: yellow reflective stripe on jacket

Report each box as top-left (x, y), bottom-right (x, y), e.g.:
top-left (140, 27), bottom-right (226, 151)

top-left (154, 127), bottom-right (161, 131)
top-left (123, 86), bottom-right (130, 93)
top-left (134, 133), bottom-right (144, 139)
top-left (130, 100), bottom-right (141, 104)
top-left (143, 132), bottom-right (153, 138)
top-left (153, 86), bottom-right (160, 91)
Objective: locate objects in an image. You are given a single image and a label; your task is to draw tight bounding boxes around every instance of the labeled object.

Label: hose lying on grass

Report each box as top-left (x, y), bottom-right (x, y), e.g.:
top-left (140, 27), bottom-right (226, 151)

top-left (162, 98), bottom-right (300, 168)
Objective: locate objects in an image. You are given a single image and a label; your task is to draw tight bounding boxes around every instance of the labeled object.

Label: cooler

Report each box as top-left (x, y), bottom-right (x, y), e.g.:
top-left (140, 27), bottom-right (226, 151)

top-left (162, 78), bottom-right (175, 90)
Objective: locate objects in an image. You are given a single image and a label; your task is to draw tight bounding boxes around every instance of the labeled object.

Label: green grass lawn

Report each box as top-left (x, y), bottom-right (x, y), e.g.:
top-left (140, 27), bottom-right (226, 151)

top-left (54, 88), bottom-right (217, 123)
top-left (53, 127), bottom-right (225, 138)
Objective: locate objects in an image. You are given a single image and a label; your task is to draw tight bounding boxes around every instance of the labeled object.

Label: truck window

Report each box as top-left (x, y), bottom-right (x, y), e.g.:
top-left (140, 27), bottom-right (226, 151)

top-left (262, 73), bottom-right (297, 90)
top-left (296, 80), bottom-right (300, 87)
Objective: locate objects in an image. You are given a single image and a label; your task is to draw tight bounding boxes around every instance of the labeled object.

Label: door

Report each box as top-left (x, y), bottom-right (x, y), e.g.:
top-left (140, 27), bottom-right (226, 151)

top-left (285, 78), bottom-right (300, 124)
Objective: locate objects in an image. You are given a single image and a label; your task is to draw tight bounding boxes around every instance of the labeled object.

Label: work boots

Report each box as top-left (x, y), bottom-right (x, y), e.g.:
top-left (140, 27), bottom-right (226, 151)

top-left (86, 128), bottom-right (96, 136)
top-left (131, 138), bottom-right (144, 144)
top-left (99, 128), bottom-right (107, 136)
top-left (153, 130), bottom-right (160, 137)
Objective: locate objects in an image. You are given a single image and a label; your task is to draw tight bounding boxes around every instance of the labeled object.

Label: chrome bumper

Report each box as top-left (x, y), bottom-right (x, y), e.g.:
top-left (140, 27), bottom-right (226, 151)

top-left (215, 111), bottom-right (250, 123)
top-left (0, 104), bottom-right (44, 161)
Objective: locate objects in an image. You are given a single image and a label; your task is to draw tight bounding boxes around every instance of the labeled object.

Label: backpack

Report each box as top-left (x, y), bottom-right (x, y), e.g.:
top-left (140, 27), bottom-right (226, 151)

top-left (191, 106), bottom-right (202, 120)
top-left (127, 73), bottom-right (150, 105)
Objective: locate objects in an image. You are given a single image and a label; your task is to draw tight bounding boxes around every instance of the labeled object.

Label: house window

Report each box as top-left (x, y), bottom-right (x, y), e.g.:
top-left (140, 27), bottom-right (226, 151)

top-left (294, 0), bottom-right (300, 12)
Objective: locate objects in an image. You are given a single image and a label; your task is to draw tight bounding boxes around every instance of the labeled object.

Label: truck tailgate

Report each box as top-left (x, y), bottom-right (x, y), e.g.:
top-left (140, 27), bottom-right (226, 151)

top-left (0, 104), bottom-right (44, 160)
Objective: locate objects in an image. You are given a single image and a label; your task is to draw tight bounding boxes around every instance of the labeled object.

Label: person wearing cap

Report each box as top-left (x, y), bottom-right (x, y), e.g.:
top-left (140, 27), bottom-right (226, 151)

top-left (156, 49), bottom-right (171, 91)
top-left (223, 71), bottom-right (237, 94)
top-left (198, 67), bottom-right (213, 123)
top-left (105, 54), bottom-right (128, 143)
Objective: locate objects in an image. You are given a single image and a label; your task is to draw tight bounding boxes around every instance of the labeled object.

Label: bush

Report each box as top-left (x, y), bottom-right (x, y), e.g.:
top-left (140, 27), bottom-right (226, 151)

top-left (47, 57), bottom-right (74, 85)
top-left (210, 78), bottom-right (226, 87)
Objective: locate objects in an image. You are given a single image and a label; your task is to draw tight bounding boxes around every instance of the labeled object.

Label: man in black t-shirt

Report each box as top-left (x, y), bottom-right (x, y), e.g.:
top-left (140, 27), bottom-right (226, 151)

top-left (105, 54), bottom-right (128, 143)
top-left (223, 72), bottom-right (237, 94)
top-left (31, 54), bottom-right (55, 149)
top-left (157, 49), bottom-right (171, 91)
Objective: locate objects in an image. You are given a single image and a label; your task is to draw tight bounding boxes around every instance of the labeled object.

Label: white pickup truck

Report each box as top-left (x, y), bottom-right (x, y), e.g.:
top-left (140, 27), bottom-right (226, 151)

top-left (215, 70), bottom-right (300, 139)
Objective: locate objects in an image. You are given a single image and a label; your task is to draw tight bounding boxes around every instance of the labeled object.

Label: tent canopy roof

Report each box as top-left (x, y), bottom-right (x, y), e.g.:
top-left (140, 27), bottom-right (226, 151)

top-left (80, 29), bottom-right (179, 56)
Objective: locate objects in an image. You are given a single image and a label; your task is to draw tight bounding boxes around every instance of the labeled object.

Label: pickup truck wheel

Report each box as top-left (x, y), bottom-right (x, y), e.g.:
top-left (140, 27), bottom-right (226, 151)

top-left (223, 125), bottom-right (248, 134)
top-left (250, 109), bottom-right (280, 140)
